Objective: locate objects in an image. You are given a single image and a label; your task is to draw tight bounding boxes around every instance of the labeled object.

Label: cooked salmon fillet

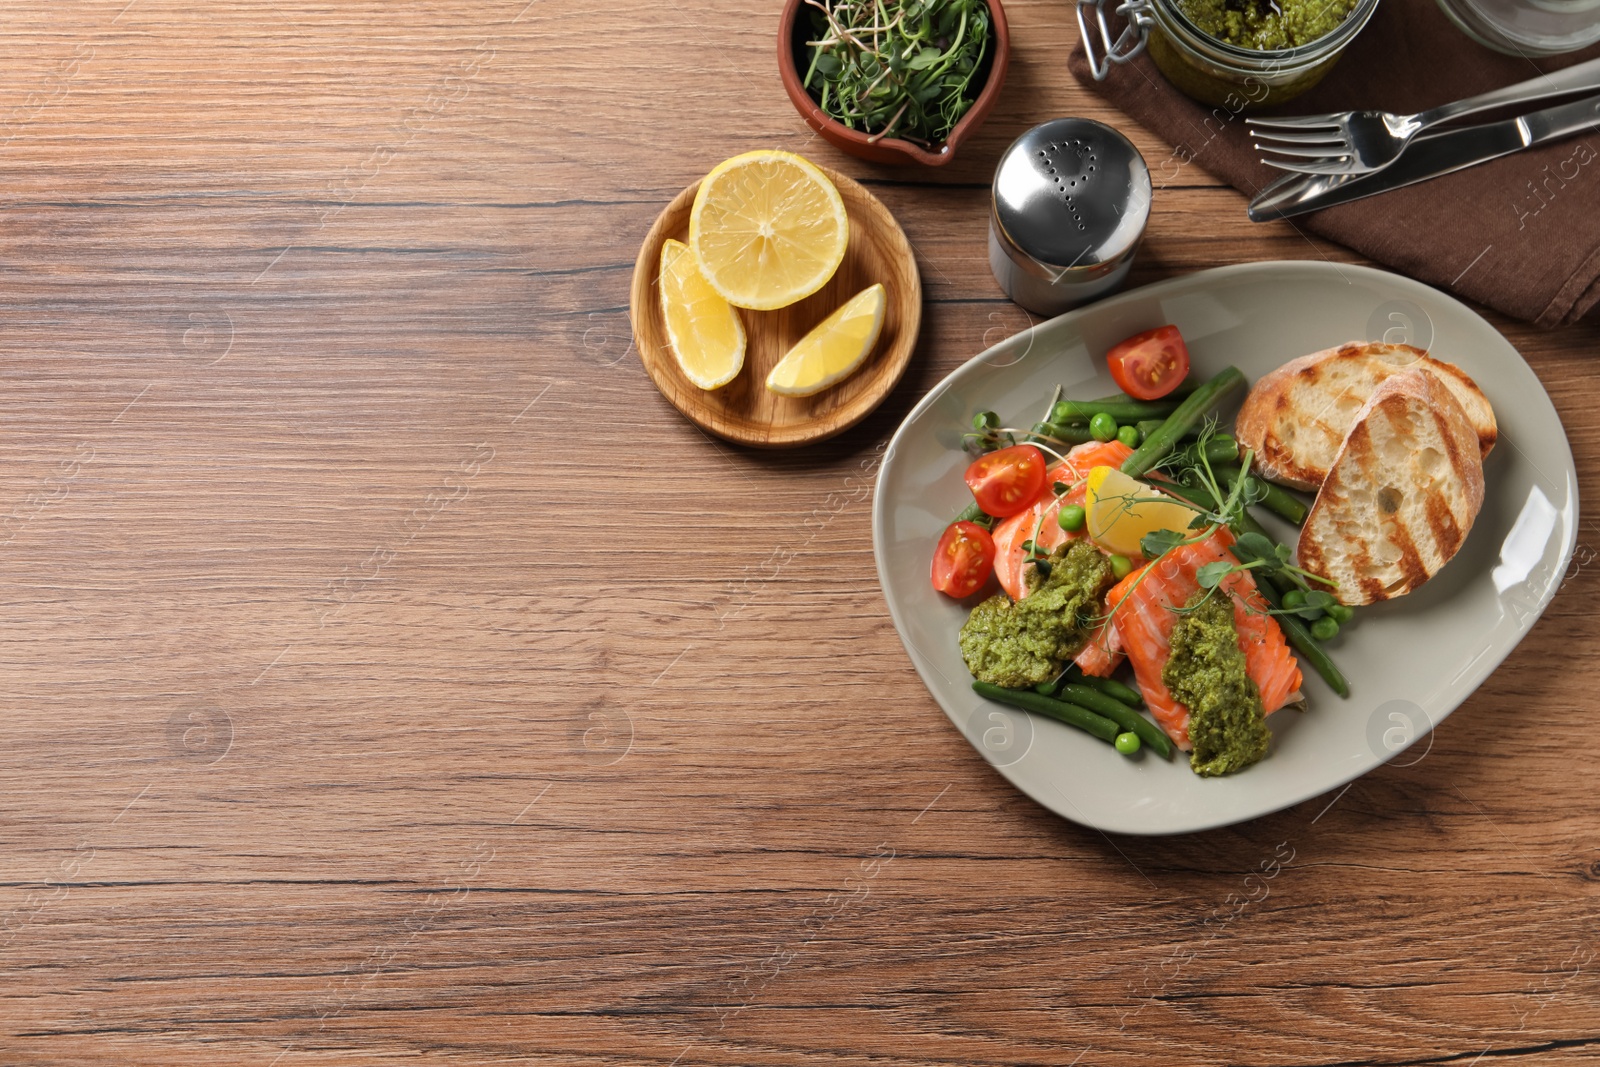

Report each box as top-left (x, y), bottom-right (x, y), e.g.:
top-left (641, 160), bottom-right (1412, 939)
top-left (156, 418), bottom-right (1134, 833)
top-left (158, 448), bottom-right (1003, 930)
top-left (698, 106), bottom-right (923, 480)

top-left (1073, 617), bottom-right (1123, 677)
top-left (1106, 528), bottom-right (1302, 751)
top-left (990, 440), bottom-right (1133, 676)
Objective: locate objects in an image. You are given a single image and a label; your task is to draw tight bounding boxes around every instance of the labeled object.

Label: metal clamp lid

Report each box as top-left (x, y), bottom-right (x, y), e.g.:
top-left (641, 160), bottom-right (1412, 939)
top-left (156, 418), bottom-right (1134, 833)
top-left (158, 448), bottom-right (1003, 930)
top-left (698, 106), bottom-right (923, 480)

top-left (1076, 0), bottom-right (1155, 80)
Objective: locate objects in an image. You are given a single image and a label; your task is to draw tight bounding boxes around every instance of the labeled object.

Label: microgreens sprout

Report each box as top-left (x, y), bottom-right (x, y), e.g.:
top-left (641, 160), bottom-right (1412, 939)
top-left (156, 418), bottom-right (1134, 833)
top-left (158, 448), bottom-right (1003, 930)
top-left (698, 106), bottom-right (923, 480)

top-left (961, 425), bottom-right (1014, 457)
top-left (961, 426), bottom-right (1079, 465)
top-left (1022, 510), bottom-right (1052, 583)
top-left (802, 0), bottom-right (992, 147)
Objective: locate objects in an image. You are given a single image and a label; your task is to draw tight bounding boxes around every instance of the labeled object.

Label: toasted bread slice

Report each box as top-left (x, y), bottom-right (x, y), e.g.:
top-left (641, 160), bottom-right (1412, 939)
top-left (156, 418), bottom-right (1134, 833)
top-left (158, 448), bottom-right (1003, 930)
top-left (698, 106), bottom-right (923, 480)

top-left (1296, 369), bottom-right (1485, 606)
top-left (1236, 342), bottom-right (1496, 491)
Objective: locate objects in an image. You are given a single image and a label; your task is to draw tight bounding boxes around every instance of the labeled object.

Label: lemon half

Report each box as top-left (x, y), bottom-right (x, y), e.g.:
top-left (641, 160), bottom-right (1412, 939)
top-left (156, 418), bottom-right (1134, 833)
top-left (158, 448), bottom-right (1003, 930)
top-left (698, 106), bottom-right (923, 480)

top-left (766, 283), bottom-right (886, 398)
top-left (1084, 466), bottom-right (1199, 559)
top-left (658, 238), bottom-right (746, 391)
top-left (688, 150), bottom-right (849, 311)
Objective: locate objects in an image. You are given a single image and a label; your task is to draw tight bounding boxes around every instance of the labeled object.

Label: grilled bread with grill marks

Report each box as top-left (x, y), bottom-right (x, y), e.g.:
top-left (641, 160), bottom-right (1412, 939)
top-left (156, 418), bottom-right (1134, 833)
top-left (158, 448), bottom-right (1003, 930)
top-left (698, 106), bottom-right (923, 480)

top-left (1296, 368), bottom-right (1485, 606)
top-left (1236, 341), bottom-right (1496, 491)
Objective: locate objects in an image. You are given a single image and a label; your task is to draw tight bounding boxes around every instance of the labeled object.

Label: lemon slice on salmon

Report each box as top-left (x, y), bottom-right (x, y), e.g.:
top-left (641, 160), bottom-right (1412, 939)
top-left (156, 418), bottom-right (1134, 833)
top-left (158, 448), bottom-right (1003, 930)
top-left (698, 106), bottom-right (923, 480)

top-left (658, 238), bottom-right (746, 390)
top-left (1084, 466), bottom-right (1199, 558)
top-left (766, 283), bottom-right (885, 397)
top-left (689, 150), bottom-right (849, 311)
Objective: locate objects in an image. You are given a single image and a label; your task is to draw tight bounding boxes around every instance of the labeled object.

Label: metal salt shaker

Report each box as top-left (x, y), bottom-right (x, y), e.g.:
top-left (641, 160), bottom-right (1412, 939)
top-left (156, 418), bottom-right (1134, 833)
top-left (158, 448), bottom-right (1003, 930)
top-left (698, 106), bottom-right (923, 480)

top-left (988, 118), bottom-right (1152, 318)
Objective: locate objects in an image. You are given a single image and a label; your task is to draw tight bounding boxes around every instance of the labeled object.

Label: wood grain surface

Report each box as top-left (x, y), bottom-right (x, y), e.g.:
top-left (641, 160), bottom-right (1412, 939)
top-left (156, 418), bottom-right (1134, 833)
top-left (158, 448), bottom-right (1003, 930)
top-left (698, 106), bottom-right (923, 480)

top-left (0, 1), bottom-right (1594, 1065)
top-left (631, 166), bottom-right (920, 447)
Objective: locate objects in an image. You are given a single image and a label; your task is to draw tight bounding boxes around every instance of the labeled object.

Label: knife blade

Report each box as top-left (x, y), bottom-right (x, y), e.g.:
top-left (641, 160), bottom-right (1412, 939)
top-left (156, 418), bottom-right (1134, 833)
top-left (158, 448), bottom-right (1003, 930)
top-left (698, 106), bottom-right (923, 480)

top-left (1248, 93), bottom-right (1600, 222)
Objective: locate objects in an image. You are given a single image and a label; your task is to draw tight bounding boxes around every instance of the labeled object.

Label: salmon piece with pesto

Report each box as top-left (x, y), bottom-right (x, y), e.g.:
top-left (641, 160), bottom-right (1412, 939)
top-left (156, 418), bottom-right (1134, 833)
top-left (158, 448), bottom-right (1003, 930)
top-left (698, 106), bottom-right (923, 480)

top-left (990, 440), bottom-right (1133, 676)
top-left (1106, 528), bottom-right (1302, 753)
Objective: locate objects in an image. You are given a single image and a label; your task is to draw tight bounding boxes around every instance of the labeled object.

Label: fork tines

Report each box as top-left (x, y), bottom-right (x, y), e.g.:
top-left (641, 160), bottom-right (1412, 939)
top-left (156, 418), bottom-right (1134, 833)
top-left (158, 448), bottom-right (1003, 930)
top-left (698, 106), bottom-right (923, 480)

top-left (1247, 117), bottom-right (1354, 173)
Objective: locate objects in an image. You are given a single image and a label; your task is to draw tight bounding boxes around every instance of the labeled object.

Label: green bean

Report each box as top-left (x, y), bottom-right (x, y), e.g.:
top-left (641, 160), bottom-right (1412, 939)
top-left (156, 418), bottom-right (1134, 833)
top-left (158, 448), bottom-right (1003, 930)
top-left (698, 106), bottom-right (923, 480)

top-left (1135, 419), bottom-right (1201, 443)
top-left (1120, 367), bottom-right (1248, 478)
top-left (1053, 398), bottom-right (1182, 425)
top-left (1169, 436), bottom-right (1242, 470)
top-left (1030, 421), bottom-right (1096, 445)
top-left (1074, 673), bottom-right (1144, 707)
top-left (1057, 683), bottom-right (1173, 758)
top-left (971, 682), bottom-right (1121, 743)
top-left (1213, 464), bottom-right (1309, 525)
top-left (1246, 566), bottom-right (1350, 697)
top-left (1037, 667), bottom-right (1075, 697)
top-left (953, 501), bottom-right (995, 530)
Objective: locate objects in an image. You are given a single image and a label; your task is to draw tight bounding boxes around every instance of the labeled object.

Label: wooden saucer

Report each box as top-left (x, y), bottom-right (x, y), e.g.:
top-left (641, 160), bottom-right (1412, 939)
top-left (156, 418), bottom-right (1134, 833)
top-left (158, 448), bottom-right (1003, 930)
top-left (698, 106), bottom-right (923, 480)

top-left (630, 165), bottom-right (922, 448)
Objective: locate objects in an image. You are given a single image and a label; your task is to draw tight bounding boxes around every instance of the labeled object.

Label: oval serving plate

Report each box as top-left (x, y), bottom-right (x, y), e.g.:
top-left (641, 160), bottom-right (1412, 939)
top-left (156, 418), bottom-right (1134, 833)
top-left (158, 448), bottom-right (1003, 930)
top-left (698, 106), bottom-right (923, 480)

top-left (631, 165), bottom-right (922, 448)
top-left (872, 261), bottom-right (1577, 836)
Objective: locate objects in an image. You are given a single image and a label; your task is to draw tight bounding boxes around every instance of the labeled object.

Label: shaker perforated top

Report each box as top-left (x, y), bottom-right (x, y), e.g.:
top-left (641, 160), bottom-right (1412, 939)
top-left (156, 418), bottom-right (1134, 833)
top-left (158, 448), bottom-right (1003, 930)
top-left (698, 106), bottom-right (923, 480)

top-left (991, 118), bottom-right (1151, 277)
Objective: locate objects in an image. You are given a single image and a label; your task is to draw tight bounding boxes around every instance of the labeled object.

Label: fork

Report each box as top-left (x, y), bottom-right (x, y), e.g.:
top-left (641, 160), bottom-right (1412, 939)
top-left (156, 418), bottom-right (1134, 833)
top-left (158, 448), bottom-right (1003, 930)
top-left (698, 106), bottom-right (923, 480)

top-left (1247, 56), bottom-right (1600, 176)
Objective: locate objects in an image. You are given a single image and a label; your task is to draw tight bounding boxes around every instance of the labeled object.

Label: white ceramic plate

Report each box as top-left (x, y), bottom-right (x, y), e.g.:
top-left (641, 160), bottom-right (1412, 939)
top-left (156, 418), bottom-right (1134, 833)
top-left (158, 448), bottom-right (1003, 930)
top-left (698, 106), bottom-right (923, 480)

top-left (873, 262), bottom-right (1578, 836)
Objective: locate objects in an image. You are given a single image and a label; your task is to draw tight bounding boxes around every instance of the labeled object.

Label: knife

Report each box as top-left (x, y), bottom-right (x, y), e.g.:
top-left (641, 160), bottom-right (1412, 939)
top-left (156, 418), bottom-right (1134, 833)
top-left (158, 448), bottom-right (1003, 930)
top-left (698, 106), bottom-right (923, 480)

top-left (1248, 93), bottom-right (1600, 222)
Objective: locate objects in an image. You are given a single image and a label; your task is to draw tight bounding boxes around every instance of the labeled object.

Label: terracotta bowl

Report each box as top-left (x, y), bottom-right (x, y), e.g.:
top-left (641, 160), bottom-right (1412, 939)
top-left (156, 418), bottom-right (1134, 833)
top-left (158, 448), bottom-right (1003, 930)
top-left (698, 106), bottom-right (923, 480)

top-left (778, 0), bottom-right (1010, 167)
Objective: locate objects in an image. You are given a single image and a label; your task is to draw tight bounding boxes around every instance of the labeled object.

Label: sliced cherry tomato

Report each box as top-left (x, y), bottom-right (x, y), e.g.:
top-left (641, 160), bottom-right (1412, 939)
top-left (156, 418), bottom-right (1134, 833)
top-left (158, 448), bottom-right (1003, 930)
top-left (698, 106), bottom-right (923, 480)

top-left (1106, 325), bottom-right (1190, 401)
top-left (964, 444), bottom-right (1046, 518)
top-left (931, 521), bottom-right (996, 598)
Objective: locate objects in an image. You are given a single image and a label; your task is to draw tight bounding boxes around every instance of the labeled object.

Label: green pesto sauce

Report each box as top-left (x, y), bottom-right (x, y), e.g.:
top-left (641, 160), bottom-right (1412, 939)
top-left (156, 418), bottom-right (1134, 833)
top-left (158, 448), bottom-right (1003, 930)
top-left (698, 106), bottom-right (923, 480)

top-left (959, 540), bottom-right (1113, 689)
top-left (1176, 0), bottom-right (1356, 50)
top-left (1164, 593), bottom-right (1271, 777)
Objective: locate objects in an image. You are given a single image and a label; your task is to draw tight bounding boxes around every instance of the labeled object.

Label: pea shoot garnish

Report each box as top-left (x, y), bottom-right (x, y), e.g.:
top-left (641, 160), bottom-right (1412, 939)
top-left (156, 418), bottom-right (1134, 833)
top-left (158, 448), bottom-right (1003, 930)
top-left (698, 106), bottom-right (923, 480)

top-left (801, 0), bottom-right (992, 148)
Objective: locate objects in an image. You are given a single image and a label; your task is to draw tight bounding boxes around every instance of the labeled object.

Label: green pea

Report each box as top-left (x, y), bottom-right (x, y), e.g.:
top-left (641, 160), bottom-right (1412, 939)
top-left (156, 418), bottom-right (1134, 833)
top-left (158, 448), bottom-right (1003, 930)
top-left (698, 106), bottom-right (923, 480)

top-left (973, 410), bottom-right (1000, 431)
top-left (1089, 412), bottom-right (1118, 442)
top-left (1117, 424), bottom-right (1142, 448)
top-left (1057, 504), bottom-right (1086, 532)
top-left (1281, 589), bottom-right (1307, 610)
top-left (1110, 554), bottom-right (1133, 580)
top-left (1115, 731), bottom-right (1141, 755)
top-left (1310, 616), bottom-right (1340, 641)
top-left (1325, 603), bottom-right (1354, 625)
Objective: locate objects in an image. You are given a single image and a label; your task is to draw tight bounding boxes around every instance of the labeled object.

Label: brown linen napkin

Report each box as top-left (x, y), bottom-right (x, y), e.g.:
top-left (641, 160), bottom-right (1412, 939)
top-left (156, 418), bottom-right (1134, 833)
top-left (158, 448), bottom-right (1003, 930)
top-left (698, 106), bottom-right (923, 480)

top-left (1067, 0), bottom-right (1600, 327)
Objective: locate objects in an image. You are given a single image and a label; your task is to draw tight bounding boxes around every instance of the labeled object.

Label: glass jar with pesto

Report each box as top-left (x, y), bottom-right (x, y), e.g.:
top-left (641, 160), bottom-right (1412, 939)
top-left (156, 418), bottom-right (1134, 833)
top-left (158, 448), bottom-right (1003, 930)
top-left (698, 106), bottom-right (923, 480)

top-left (1078, 0), bottom-right (1381, 108)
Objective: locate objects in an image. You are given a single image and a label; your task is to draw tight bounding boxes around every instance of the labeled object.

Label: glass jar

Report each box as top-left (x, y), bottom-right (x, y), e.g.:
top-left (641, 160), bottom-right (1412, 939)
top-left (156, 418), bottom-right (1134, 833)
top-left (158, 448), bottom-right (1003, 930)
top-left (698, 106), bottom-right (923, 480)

top-left (1434, 0), bottom-right (1600, 55)
top-left (1078, 0), bottom-right (1382, 108)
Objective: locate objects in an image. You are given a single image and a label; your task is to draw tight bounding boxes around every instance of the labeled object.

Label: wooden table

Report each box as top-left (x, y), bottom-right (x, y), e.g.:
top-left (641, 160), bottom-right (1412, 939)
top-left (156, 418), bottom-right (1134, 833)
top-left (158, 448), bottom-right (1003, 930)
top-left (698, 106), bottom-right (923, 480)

top-left (1, 2), bottom-right (1595, 1063)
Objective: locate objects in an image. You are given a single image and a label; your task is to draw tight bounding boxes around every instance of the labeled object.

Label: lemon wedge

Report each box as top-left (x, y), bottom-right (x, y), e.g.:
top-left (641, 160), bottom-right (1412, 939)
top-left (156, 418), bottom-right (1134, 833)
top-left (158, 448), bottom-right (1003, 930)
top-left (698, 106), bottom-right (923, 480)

top-left (658, 238), bottom-right (746, 390)
top-left (766, 284), bottom-right (886, 398)
top-left (689, 150), bottom-right (849, 311)
top-left (1084, 466), bottom-right (1199, 559)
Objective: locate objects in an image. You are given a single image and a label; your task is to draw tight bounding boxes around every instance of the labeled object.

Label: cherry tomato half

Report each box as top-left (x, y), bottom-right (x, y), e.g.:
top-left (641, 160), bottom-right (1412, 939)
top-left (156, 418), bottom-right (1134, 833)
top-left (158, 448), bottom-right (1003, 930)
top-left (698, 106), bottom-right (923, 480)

top-left (964, 444), bottom-right (1047, 518)
top-left (1107, 325), bottom-right (1190, 401)
top-left (931, 521), bottom-right (996, 598)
